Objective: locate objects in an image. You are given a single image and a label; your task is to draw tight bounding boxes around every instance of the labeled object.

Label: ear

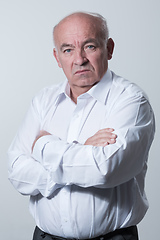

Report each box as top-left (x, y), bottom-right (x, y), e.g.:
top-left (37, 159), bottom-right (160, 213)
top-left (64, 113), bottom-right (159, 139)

top-left (53, 48), bottom-right (62, 68)
top-left (107, 38), bottom-right (114, 60)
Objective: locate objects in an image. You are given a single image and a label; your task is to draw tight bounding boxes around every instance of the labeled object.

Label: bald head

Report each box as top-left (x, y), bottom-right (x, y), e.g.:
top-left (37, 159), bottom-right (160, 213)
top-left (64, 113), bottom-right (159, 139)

top-left (53, 12), bottom-right (109, 48)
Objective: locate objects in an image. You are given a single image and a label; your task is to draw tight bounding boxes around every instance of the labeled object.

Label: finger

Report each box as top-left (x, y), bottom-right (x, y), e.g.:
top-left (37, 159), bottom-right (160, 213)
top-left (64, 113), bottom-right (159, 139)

top-left (97, 128), bottom-right (114, 134)
top-left (109, 138), bottom-right (117, 144)
top-left (96, 134), bottom-right (117, 146)
top-left (95, 132), bottom-right (117, 140)
top-left (111, 133), bottom-right (117, 139)
top-left (105, 128), bottom-right (115, 132)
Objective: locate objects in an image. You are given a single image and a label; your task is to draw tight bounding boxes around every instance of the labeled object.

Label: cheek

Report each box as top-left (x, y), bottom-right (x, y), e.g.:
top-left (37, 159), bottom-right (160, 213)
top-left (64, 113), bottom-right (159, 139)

top-left (93, 59), bottom-right (105, 72)
top-left (90, 52), bottom-right (106, 69)
top-left (57, 54), bottom-right (70, 68)
top-left (61, 61), bottom-right (73, 76)
top-left (93, 57), bottom-right (108, 76)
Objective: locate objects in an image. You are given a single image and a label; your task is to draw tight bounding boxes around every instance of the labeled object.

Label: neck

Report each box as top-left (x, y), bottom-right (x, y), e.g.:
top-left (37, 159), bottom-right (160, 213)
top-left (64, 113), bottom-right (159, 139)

top-left (70, 86), bottom-right (92, 104)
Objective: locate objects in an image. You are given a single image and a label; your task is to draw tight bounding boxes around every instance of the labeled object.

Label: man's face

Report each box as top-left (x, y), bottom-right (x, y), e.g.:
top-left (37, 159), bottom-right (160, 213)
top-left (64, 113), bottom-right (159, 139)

top-left (53, 15), bottom-right (113, 95)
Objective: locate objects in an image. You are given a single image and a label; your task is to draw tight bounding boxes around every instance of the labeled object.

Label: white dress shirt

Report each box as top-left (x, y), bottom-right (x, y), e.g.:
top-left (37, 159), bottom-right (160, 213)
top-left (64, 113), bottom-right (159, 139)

top-left (8, 69), bottom-right (155, 239)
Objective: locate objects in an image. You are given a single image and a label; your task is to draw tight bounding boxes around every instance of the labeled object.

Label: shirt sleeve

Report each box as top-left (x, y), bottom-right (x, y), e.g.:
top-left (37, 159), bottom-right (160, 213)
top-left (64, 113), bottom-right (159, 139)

top-left (8, 93), bottom-right (62, 197)
top-left (32, 93), bottom-right (155, 189)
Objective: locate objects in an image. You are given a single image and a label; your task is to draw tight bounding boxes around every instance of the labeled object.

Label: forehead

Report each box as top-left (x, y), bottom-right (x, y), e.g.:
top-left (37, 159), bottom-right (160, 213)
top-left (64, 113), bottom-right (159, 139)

top-left (54, 15), bottom-right (101, 47)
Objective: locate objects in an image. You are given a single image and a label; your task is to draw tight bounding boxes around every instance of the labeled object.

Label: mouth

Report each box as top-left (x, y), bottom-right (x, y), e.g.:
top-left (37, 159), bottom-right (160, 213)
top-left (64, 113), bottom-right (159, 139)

top-left (74, 69), bottom-right (91, 75)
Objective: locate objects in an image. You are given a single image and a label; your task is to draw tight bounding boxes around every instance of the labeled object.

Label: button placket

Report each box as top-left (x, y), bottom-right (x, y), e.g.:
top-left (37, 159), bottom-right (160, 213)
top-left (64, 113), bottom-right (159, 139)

top-left (67, 99), bottom-right (86, 143)
top-left (60, 186), bottom-right (73, 237)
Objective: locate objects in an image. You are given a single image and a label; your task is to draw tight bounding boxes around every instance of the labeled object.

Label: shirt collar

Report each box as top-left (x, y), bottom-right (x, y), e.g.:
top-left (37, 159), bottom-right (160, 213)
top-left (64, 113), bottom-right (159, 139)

top-left (54, 80), bottom-right (70, 105)
top-left (55, 69), bottom-right (113, 105)
top-left (86, 69), bottom-right (113, 105)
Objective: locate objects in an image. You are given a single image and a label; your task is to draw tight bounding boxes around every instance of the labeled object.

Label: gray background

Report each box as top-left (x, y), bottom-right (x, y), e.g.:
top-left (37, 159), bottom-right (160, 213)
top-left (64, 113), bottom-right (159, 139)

top-left (1, 0), bottom-right (159, 239)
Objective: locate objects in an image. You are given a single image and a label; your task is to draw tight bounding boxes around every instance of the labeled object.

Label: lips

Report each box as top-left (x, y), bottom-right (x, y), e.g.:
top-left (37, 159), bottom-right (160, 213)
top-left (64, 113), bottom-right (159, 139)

top-left (74, 69), bottom-right (91, 75)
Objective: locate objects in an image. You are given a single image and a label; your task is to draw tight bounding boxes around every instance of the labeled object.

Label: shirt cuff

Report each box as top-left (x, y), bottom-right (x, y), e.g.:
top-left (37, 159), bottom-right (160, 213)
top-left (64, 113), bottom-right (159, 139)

top-left (32, 135), bottom-right (60, 163)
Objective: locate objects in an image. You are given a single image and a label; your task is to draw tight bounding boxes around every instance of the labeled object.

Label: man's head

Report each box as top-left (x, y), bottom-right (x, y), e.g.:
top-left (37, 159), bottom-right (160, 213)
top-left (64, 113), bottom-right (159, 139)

top-left (53, 12), bottom-right (114, 99)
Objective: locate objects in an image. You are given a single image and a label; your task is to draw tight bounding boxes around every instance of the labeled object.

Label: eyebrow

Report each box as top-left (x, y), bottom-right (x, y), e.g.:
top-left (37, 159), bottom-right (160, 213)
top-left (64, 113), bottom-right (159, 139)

top-left (60, 44), bottom-right (74, 51)
top-left (83, 38), bottom-right (99, 46)
top-left (60, 38), bottom-right (100, 51)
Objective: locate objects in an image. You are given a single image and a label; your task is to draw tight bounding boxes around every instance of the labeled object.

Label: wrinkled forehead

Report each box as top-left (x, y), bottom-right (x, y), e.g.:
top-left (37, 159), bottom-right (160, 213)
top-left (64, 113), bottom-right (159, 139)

top-left (54, 14), bottom-right (103, 47)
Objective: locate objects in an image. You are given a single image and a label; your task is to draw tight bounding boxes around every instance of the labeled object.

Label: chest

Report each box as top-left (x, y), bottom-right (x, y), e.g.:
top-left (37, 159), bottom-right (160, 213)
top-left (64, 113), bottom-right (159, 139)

top-left (41, 97), bottom-right (109, 144)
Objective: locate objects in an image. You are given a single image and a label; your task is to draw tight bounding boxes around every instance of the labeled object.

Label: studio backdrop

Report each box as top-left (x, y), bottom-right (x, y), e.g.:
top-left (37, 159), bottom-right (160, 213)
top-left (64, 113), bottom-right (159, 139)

top-left (0, 0), bottom-right (159, 239)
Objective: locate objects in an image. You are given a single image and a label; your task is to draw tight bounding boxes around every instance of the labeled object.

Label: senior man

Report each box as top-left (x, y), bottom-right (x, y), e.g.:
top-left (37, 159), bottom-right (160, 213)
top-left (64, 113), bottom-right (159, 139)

top-left (8, 12), bottom-right (155, 240)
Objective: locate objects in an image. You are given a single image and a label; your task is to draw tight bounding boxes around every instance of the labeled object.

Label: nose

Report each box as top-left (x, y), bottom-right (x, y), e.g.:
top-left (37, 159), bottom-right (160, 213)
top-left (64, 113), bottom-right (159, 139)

top-left (73, 49), bottom-right (88, 66)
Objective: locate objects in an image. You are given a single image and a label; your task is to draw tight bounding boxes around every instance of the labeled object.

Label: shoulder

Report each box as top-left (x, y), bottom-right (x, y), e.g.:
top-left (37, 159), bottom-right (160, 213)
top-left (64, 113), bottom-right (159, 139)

top-left (32, 81), bottom-right (65, 106)
top-left (106, 72), bottom-right (155, 131)
top-left (110, 71), bottom-right (149, 101)
top-left (29, 81), bottom-right (66, 119)
top-left (105, 71), bottom-right (153, 119)
top-left (36, 81), bottom-right (64, 99)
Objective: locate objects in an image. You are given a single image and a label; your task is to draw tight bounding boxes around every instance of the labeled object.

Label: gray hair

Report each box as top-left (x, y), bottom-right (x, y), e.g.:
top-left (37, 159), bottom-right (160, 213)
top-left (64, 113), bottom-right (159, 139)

top-left (53, 11), bottom-right (109, 46)
top-left (85, 12), bottom-right (109, 40)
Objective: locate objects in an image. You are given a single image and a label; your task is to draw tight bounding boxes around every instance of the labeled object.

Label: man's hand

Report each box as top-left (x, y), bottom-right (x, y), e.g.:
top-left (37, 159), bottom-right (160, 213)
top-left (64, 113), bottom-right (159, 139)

top-left (32, 130), bottom-right (51, 152)
top-left (84, 128), bottom-right (117, 147)
top-left (32, 128), bottom-right (117, 152)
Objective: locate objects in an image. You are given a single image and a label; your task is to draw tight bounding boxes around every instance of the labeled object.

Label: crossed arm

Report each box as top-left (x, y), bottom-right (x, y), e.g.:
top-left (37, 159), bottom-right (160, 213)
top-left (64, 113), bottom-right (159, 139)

top-left (8, 127), bottom-right (117, 197)
top-left (32, 128), bottom-right (117, 152)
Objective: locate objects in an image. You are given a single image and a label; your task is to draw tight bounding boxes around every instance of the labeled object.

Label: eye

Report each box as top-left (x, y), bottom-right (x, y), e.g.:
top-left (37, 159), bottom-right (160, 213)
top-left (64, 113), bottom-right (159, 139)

top-left (85, 45), bottom-right (96, 51)
top-left (88, 45), bottom-right (95, 49)
top-left (63, 49), bottom-right (72, 53)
